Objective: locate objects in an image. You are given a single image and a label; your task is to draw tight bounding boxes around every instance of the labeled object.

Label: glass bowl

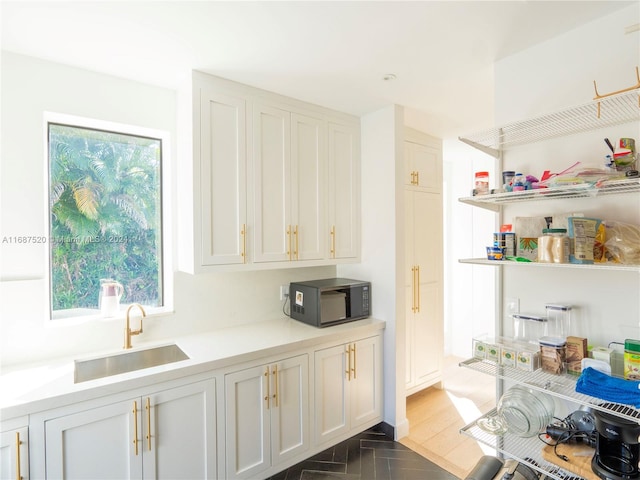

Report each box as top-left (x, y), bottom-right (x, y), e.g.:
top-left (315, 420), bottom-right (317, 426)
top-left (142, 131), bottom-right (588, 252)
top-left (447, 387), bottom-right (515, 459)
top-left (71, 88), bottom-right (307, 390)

top-left (496, 385), bottom-right (554, 437)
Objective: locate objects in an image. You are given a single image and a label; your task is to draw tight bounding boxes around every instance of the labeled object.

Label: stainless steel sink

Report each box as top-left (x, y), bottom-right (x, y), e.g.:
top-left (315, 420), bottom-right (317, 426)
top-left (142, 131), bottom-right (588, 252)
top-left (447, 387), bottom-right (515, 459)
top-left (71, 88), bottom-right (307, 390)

top-left (74, 344), bottom-right (189, 383)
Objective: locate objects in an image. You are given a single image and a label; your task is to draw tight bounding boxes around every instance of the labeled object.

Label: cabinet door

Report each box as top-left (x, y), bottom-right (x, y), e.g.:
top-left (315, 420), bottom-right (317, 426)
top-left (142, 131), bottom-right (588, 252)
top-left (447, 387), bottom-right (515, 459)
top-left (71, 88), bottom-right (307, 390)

top-left (405, 140), bottom-right (442, 193)
top-left (350, 336), bottom-right (383, 429)
top-left (314, 344), bottom-right (349, 445)
top-left (45, 399), bottom-right (141, 480)
top-left (199, 88), bottom-right (247, 265)
top-left (142, 380), bottom-right (216, 480)
top-left (225, 364), bottom-right (270, 479)
top-left (253, 103), bottom-right (291, 263)
top-left (328, 122), bottom-right (359, 260)
top-left (408, 191), bottom-right (443, 392)
top-left (269, 355), bottom-right (309, 466)
top-left (291, 113), bottom-right (325, 261)
top-left (0, 427), bottom-right (28, 480)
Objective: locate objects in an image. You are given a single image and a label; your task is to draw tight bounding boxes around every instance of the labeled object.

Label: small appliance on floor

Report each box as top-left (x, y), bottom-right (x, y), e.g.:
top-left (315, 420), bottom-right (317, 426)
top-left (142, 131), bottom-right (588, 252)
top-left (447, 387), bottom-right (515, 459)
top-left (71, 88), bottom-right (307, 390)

top-left (592, 408), bottom-right (640, 480)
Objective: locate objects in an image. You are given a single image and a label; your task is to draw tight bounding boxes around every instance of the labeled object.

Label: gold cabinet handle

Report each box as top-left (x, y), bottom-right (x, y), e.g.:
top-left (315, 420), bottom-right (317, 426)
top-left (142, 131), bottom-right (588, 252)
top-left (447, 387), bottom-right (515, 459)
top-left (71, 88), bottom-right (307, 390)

top-left (15, 432), bottom-right (21, 480)
top-left (411, 266), bottom-right (416, 313)
top-left (264, 369), bottom-right (270, 409)
top-left (272, 365), bottom-right (279, 407)
top-left (132, 401), bottom-right (139, 456)
top-left (145, 397), bottom-right (152, 451)
top-left (416, 265), bottom-right (421, 313)
top-left (415, 171), bottom-right (419, 186)
top-left (352, 344), bottom-right (357, 379)
top-left (410, 171), bottom-right (415, 185)
top-left (240, 224), bottom-right (246, 263)
top-left (294, 225), bottom-right (299, 260)
top-left (286, 225), bottom-right (291, 260)
top-left (345, 346), bottom-right (351, 381)
top-left (330, 225), bottom-right (336, 258)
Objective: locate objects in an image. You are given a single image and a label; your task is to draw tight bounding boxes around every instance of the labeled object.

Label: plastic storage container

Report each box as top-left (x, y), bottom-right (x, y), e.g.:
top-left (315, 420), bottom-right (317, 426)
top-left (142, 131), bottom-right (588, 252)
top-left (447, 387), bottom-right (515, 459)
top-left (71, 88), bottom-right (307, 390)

top-left (539, 336), bottom-right (567, 374)
top-left (545, 304), bottom-right (571, 338)
top-left (512, 313), bottom-right (547, 344)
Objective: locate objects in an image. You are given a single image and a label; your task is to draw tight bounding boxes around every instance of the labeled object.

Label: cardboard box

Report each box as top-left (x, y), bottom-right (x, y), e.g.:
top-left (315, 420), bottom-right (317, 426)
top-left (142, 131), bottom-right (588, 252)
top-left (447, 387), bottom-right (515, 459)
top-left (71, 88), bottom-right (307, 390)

top-left (566, 336), bottom-right (587, 375)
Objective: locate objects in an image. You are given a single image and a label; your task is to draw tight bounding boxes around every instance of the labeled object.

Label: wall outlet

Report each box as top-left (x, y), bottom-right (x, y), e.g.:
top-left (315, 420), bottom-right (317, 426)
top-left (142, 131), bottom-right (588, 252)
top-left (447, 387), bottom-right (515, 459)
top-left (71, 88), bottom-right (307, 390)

top-left (280, 284), bottom-right (289, 301)
top-left (506, 297), bottom-right (520, 316)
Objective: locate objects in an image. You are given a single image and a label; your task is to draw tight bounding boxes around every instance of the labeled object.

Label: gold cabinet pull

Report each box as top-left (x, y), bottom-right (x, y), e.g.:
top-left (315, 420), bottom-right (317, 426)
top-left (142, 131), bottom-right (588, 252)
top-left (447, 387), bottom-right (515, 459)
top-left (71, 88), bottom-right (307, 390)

top-left (294, 225), bottom-right (299, 260)
top-left (15, 432), bottom-right (21, 480)
top-left (345, 346), bottom-right (351, 381)
top-left (416, 265), bottom-right (421, 313)
top-left (145, 397), bottom-right (152, 451)
top-left (352, 344), bottom-right (357, 379)
top-left (272, 365), bottom-right (279, 407)
top-left (286, 225), bottom-right (291, 260)
top-left (132, 401), bottom-right (139, 456)
top-left (264, 369), bottom-right (270, 408)
top-left (410, 171), bottom-right (415, 185)
top-left (240, 224), bottom-right (246, 263)
top-left (330, 225), bottom-right (336, 258)
top-left (411, 266), bottom-right (416, 313)
top-left (415, 171), bottom-right (419, 186)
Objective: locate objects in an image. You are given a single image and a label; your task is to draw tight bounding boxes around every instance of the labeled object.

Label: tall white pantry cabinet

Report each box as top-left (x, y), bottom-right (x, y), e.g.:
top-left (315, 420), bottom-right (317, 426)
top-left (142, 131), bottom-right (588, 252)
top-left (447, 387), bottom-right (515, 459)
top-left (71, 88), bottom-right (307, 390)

top-left (404, 128), bottom-right (444, 396)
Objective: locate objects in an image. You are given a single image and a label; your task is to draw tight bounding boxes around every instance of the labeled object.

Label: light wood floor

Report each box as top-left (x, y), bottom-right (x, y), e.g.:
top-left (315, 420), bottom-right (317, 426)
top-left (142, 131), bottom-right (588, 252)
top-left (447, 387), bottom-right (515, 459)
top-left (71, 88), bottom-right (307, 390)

top-left (401, 356), bottom-right (497, 479)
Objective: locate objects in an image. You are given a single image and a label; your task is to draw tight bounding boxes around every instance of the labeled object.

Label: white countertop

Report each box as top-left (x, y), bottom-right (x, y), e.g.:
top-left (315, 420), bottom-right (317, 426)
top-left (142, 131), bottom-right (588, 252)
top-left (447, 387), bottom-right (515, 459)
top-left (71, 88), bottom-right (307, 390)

top-left (0, 316), bottom-right (385, 419)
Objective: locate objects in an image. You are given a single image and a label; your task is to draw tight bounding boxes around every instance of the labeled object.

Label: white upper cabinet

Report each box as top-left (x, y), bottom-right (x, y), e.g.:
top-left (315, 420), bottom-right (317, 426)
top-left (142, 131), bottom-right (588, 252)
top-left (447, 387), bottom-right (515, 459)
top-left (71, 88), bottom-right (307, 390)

top-left (328, 122), bottom-right (360, 260)
top-left (180, 72), bottom-right (360, 272)
top-left (252, 105), bottom-right (325, 264)
top-left (198, 87), bottom-right (247, 266)
top-left (404, 127), bottom-right (442, 193)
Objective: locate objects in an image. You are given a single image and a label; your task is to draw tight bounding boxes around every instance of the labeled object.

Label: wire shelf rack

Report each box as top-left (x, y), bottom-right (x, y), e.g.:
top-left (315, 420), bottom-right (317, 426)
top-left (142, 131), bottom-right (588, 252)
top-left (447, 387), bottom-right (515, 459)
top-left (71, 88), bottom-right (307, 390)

top-left (459, 90), bottom-right (640, 157)
top-left (460, 408), bottom-right (585, 480)
top-left (460, 358), bottom-right (640, 423)
top-left (458, 258), bottom-right (640, 272)
top-left (458, 178), bottom-right (640, 211)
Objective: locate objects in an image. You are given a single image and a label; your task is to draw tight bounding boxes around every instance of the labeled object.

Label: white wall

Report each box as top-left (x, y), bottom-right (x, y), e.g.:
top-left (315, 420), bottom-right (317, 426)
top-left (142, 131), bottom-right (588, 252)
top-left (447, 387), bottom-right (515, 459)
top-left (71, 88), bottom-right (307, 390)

top-left (493, 4), bottom-right (640, 345)
top-left (338, 105), bottom-right (406, 438)
top-left (0, 52), bottom-right (335, 366)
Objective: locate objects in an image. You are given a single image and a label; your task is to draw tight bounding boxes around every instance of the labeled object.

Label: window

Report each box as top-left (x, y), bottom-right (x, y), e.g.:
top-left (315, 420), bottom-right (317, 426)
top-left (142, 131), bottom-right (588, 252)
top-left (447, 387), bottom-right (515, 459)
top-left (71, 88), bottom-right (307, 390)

top-left (48, 120), bottom-right (164, 319)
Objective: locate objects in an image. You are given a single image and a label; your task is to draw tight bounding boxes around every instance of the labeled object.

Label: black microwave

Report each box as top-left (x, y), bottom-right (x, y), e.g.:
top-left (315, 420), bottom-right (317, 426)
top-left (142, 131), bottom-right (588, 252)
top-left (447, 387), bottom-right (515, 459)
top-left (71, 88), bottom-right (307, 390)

top-left (289, 278), bottom-right (371, 327)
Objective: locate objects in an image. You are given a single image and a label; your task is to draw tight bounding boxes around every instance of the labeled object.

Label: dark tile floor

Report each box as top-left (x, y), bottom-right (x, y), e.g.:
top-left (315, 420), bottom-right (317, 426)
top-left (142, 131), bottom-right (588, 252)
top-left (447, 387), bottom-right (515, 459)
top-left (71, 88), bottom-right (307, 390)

top-left (268, 425), bottom-right (460, 480)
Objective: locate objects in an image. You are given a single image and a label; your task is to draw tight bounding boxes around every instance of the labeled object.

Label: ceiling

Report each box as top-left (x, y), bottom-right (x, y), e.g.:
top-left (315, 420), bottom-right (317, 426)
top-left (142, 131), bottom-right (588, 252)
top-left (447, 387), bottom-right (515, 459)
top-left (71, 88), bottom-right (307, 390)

top-left (1, 1), bottom-right (635, 137)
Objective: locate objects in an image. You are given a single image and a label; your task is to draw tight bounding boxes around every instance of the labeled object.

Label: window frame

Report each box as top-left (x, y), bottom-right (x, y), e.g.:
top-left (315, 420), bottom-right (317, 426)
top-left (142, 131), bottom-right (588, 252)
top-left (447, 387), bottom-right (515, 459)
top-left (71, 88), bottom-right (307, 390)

top-left (44, 112), bottom-right (173, 323)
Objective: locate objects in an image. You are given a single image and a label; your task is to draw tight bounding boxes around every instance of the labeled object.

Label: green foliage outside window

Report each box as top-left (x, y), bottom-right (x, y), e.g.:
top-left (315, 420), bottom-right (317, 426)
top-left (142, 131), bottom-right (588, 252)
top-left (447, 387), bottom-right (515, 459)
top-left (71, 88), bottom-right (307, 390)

top-left (49, 123), bottom-right (163, 314)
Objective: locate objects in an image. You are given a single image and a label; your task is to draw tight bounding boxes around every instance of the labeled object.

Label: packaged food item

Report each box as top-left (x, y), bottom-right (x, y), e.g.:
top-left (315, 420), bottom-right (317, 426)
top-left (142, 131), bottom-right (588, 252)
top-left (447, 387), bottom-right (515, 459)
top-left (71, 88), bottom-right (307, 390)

top-left (493, 232), bottom-right (516, 257)
top-left (568, 217), bottom-right (602, 264)
top-left (475, 171), bottom-right (489, 195)
top-left (566, 336), bottom-right (587, 375)
top-left (594, 223), bottom-right (607, 263)
top-left (605, 221), bottom-right (640, 265)
top-left (501, 344), bottom-right (517, 367)
top-left (539, 336), bottom-right (566, 374)
top-left (486, 246), bottom-right (505, 260)
top-left (538, 229), bottom-right (569, 263)
top-left (624, 339), bottom-right (640, 380)
top-left (473, 339), bottom-right (486, 359)
top-left (516, 349), bottom-right (540, 372)
top-left (515, 216), bottom-right (547, 261)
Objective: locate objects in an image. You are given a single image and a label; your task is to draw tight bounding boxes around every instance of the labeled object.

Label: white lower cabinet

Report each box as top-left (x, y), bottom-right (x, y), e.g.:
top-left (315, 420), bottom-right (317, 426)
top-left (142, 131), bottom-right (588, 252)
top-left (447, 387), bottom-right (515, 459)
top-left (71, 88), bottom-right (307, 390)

top-left (224, 354), bottom-right (309, 479)
top-left (0, 426), bottom-right (28, 480)
top-left (314, 335), bottom-right (383, 446)
top-left (42, 378), bottom-right (216, 480)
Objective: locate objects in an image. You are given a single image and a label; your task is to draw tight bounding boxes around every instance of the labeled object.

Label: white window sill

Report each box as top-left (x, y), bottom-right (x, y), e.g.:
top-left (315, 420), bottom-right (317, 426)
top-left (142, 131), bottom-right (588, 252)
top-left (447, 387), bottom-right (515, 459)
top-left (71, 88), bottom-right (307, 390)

top-left (48, 305), bottom-right (174, 327)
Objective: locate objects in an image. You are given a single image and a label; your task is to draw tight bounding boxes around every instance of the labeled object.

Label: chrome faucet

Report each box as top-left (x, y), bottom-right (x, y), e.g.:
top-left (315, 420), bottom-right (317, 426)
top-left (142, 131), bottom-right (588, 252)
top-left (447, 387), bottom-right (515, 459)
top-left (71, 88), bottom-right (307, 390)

top-left (124, 303), bottom-right (146, 349)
